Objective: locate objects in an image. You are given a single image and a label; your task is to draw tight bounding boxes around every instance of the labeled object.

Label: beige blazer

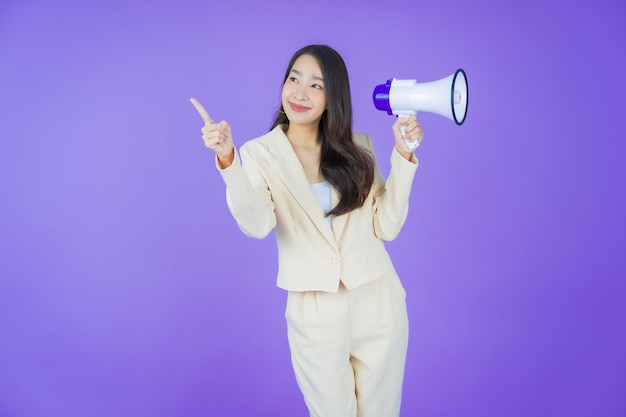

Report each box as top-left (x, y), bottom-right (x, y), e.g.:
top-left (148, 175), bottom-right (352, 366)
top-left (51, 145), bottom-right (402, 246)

top-left (217, 125), bottom-right (418, 292)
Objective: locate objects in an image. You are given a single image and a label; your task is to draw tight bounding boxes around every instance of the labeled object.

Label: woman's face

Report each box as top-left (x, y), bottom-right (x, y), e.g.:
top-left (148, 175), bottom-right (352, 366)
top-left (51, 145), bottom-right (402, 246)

top-left (281, 54), bottom-right (327, 129)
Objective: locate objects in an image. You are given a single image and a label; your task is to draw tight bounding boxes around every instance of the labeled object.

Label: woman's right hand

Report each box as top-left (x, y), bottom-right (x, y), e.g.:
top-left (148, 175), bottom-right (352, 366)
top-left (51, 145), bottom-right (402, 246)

top-left (190, 98), bottom-right (235, 168)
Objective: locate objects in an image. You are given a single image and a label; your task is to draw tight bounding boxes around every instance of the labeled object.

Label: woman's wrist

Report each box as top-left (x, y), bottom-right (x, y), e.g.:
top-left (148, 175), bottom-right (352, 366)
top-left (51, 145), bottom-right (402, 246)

top-left (217, 149), bottom-right (235, 169)
top-left (394, 145), bottom-right (414, 161)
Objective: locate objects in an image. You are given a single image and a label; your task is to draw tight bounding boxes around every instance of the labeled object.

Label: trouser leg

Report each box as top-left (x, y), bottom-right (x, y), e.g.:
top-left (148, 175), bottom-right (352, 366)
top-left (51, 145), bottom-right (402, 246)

top-left (350, 274), bottom-right (409, 417)
top-left (286, 286), bottom-right (357, 417)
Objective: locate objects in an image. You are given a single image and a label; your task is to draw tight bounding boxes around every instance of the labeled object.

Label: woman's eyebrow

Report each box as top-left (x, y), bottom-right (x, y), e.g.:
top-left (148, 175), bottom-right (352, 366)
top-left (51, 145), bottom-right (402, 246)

top-left (291, 69), bottom-right (324, 81)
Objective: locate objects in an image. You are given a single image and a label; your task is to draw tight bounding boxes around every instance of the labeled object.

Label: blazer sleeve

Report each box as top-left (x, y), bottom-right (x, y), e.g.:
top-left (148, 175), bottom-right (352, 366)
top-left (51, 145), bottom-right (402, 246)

top-left (216, 144), bottom-right (276, 239)
top-left (364, 134), bottom-right (419, 241)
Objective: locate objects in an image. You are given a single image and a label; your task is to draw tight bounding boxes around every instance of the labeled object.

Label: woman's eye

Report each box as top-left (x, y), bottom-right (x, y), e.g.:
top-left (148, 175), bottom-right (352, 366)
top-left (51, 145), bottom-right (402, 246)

top-left (289, 77), bottom-right (299, 83)
top-left (312, 84), bottom-right (322, 89)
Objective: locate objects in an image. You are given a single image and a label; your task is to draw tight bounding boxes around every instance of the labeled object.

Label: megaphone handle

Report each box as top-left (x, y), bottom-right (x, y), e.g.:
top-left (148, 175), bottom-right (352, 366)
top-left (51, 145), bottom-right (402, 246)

top-left (399, 115), bottom-right (419, 150)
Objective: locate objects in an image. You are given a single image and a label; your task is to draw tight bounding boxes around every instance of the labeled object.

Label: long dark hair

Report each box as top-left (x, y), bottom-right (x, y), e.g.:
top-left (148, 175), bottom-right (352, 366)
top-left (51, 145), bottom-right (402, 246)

top-left (271, 45), bottom-right (375, 217)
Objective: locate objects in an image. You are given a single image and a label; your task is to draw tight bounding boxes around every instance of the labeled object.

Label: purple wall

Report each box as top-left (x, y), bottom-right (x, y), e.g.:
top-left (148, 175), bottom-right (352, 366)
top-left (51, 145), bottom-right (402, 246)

top-left (1, 0), bottom-right (625, 416)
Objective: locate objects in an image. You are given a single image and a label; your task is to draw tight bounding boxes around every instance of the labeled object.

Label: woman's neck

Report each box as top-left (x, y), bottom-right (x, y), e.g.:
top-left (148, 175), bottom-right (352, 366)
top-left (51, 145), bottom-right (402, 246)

top-left (285, 124), bottom-right (320, 149)
top-left (284, 123), bottom-right (323, 184)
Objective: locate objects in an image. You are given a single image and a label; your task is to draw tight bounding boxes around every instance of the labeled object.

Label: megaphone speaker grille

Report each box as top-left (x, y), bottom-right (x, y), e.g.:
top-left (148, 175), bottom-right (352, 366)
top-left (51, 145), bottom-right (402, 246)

top-left (451, 69), bottom-right (469, 125)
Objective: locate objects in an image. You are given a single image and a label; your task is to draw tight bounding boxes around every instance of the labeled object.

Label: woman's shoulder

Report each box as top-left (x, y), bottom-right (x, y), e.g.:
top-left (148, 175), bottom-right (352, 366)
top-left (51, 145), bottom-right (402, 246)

top-left (241, 126), bottom-right (275, 146)
top-left (240, 125), bottom-right (287, 156)
top-left (352, 132), bottom-right (370, 144)
top-left (352, 132), bottom-right (374, 152)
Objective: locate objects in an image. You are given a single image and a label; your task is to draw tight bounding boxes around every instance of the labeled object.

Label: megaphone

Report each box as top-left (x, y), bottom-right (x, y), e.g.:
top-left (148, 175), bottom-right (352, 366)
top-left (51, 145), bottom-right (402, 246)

top-left (373, 69), bottom-right (468, 150)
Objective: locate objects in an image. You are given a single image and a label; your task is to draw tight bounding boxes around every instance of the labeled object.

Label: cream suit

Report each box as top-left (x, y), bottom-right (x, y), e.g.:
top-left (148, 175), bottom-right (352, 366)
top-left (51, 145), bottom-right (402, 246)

top-left (217, 125), bottom-right (418, 417)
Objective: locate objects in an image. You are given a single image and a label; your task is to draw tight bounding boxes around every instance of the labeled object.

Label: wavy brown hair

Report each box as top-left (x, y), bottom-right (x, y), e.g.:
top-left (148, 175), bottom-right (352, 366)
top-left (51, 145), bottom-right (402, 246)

top-left (271, 45), bottom-right (375, 217)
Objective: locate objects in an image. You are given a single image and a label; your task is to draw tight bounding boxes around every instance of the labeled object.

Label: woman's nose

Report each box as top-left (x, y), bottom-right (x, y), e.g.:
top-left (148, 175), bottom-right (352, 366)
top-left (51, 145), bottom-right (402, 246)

top-left (293, 84), bottom-right (307, 101)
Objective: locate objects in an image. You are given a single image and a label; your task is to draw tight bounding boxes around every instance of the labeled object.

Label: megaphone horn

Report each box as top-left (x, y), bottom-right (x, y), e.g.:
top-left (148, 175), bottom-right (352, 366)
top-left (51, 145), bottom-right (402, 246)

top-left (373, 69), bottom-right (469, 126)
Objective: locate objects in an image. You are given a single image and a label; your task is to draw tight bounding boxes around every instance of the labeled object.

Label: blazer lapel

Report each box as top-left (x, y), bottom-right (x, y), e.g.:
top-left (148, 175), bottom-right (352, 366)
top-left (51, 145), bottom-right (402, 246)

top-left (266, 126), bottom-right (338, 248)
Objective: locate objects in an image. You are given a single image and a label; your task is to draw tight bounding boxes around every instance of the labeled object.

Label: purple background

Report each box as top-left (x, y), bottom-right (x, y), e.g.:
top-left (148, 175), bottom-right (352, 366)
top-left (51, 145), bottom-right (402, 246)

top-left (1, 0), bottom-right (625, 416)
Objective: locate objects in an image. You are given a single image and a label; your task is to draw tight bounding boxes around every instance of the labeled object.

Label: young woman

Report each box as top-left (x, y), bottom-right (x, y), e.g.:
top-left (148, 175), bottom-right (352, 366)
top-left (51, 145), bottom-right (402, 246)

top-left (191, 44), bottom-right (423, 417)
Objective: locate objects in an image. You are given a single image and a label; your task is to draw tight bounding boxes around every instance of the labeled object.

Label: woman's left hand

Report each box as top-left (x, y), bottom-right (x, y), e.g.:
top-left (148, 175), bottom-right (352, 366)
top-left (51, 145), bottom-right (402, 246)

top-left (392, 115), bottom-right (424, 160)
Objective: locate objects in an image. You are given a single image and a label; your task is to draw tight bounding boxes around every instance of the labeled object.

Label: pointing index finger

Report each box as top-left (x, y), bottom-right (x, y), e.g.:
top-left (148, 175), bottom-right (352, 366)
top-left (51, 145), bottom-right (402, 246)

top-left (190, 97), bottom-right (215, 124)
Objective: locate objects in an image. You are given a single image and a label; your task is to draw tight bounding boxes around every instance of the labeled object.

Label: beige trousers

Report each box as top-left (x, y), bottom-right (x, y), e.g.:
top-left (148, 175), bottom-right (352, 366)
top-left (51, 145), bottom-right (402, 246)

top-left (285, 273), bottom-right (409, 417)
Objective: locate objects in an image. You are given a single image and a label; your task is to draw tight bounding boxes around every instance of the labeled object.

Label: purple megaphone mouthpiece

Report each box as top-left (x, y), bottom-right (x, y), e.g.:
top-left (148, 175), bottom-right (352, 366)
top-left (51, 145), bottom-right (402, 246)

top-left (372, 79), bottom-right (393, 115)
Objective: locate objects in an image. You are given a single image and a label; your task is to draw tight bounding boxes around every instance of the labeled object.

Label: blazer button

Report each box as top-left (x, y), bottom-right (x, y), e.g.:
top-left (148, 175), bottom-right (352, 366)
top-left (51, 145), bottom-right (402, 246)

top-left (331, 255), bottom-right (340, 264)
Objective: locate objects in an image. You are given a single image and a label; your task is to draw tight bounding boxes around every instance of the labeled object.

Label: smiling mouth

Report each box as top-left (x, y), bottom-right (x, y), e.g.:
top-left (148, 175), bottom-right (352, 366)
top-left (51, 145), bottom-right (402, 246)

top-left (289, 102), bottom-right (309, 112)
